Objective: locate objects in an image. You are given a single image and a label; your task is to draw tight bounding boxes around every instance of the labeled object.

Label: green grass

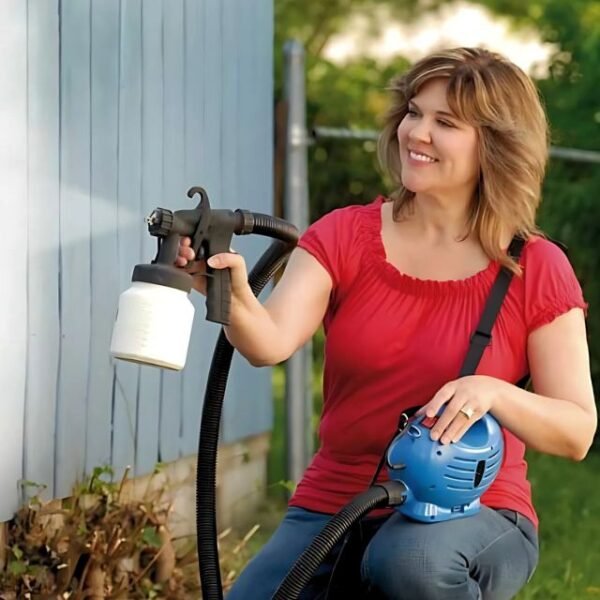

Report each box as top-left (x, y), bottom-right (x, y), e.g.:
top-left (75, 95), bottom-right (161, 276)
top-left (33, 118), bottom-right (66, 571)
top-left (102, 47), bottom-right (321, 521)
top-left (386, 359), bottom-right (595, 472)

top-left (516, 451), bottom-right (600, 599)
top-left (264, 359), bottom-right (600, 598)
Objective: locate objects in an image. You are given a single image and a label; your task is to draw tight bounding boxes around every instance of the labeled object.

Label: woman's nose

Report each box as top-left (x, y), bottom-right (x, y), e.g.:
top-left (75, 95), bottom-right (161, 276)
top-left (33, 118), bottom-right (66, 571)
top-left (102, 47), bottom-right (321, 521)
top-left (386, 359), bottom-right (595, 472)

top-left (408, 118), bottom-right (432, 144)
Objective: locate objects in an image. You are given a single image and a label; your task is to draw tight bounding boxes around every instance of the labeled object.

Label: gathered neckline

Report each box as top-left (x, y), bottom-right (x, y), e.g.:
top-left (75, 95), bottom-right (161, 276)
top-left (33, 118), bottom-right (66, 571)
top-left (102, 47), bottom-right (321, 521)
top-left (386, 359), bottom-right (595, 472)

top-left (357, 196), bottom-right (500, 296)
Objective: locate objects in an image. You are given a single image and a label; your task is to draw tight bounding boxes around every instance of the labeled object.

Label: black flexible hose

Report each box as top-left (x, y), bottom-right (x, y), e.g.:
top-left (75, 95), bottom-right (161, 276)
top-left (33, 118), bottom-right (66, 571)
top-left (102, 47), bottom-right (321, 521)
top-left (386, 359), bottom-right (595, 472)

top-left (271, 481), bottom-right (407, 600)
top-left (196, 214), bottom-right (299, 600)
top-left (245, 212), bottom-right (300, 242)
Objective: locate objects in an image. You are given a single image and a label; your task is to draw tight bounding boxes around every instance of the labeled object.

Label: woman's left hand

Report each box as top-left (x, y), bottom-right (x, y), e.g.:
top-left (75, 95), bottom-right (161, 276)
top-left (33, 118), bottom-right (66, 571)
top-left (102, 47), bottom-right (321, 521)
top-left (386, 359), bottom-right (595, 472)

top-left (416, 375), bottom-right (509, 444)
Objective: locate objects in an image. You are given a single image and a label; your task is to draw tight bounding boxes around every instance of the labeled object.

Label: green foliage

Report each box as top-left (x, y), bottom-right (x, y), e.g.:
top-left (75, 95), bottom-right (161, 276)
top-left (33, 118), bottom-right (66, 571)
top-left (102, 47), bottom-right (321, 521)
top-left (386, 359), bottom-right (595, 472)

top-left (275, 0), bottom-right (421, 61)
top-left (274, 0), bottom-right (414, 219)
top-left (305, 56), bottom-right (408, 219)
top-left (539, 162), bottom-right (600, 386)
top-left (516, 451), bottom-right (600, 599)
top-left (483, 0), bottom-right (600, 392)
top-left (275, 0), bottom-right (600, 395)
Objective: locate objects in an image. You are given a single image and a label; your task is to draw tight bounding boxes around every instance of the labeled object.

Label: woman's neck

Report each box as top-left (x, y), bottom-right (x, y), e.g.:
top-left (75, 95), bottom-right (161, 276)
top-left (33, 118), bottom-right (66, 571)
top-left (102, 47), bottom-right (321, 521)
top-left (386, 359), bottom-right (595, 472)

top-left (403, 192), bottom-right (475, 244)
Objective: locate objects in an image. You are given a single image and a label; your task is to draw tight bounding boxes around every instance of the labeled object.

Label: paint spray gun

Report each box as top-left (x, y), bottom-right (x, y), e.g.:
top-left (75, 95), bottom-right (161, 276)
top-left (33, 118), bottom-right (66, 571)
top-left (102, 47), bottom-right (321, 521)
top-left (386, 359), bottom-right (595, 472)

top-left (110, 186), bottom-right (298, 370)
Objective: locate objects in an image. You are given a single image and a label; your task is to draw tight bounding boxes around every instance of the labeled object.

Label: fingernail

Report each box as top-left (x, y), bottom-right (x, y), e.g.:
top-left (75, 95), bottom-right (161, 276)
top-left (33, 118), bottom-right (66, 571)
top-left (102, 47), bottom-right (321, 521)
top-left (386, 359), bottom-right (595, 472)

top-left (207, 256), bottom-right (220, 267)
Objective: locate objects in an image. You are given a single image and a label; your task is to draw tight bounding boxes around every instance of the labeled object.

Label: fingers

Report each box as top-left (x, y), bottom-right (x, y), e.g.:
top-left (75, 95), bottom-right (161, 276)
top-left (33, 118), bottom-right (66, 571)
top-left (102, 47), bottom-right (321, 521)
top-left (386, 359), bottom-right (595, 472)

top-left (417, 381), bottom-right (456, 418)
top-left (174, 240), bottom-right (248, 296)
top-left (417, 379), bottom-right (481, 444)
top-left (433, 402), bottom-right (481, 444)
top-left (175, 237), bottom-right (195, 267)
top-left (184, 259), bottom-right (206, 275)
top-left (207, 252), bottom-right (249, 292)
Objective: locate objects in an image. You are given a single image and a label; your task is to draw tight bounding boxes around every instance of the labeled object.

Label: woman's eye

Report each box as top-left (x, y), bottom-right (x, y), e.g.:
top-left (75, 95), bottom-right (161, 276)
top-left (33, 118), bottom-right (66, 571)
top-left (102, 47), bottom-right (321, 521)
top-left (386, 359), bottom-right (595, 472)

top-left (437, 120), bottom-right (454, 128)
top-left (407, 108), bottom-right (418, 117)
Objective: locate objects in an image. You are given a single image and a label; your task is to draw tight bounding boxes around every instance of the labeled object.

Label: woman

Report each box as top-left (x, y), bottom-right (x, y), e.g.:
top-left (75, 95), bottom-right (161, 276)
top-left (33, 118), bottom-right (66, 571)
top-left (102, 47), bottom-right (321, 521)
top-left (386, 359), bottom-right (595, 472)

top-left (178, 48), bottom-right (596, 599)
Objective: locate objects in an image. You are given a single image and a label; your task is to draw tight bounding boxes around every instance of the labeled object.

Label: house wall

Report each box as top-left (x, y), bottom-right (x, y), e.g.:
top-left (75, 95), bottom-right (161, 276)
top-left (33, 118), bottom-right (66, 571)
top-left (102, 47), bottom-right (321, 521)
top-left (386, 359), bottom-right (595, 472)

top-left (0, 0), bottom-right (275, 522)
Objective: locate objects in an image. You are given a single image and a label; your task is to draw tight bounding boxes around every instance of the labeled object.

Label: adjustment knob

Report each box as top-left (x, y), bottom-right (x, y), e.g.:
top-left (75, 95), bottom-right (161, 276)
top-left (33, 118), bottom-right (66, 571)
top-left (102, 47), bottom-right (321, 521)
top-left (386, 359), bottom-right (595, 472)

top-left (146, 208), bottom-right (174, 237)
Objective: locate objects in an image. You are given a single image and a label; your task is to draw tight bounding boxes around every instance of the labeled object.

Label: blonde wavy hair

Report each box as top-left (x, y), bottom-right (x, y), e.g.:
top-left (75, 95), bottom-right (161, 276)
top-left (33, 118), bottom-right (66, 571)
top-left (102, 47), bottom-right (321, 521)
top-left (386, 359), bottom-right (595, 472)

top-left (378, 47), bottom-right (549, 273)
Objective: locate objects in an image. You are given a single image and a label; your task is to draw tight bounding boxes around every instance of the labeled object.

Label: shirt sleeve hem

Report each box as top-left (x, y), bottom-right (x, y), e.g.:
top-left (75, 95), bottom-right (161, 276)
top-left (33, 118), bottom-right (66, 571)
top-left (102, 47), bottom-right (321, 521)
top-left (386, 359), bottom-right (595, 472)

top-left (527, 300), bottom-right (588, 335)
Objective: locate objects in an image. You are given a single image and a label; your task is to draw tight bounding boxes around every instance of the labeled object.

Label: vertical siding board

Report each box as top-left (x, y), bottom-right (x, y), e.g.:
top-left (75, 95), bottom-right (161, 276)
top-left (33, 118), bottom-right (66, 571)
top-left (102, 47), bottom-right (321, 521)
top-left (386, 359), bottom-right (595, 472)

top-left (180, 0), bottom-right (209, 457)
top-left (159, 0), bottom-right (186, 462)
top-left (250, 0), bottom-right (276, 438)
top-left (256, 0), bottom-right (276, 441)
top-left (0, 0), bottom-right (28, 520)
top-left (257, 0), bottom-right (274, 214)
top-left (135, 0), bottom-right (163, 475)
top-left (182, 0), bottom-right (225, 454)
top-left (55, 0), bottom-right (92, 498)
top-left (24, 0), bottom-right (60, 501)
top-left (221, 0), bottom-right (274, 444)
top-left (200, 0), bottom-right (222, 203)
top-left (86, 0), bottom-right (120, 474)
top-left (113, 0), bottom-right (143, 476)
top-left (219, 0), bottom-right (242, 445)
top-left (190, 1), bottom-right (224, 450)
top-left (220, 0), bottom-right (239, 210)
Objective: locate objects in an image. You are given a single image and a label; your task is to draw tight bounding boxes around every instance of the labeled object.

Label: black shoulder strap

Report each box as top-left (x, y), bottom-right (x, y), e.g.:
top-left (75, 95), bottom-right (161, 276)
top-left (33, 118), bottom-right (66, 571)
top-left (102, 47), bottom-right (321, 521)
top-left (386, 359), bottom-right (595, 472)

top-left (459, 236), bottom-right (525, 377)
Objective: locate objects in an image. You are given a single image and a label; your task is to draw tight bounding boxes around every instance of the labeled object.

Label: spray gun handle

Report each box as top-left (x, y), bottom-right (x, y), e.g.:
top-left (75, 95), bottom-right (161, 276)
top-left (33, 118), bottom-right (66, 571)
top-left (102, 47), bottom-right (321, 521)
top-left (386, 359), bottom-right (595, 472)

top-left (205, 263), bottom-right (232, 325)
top-left (185, 187), bottom-right (247, 325)
top-left (203, 220), bottom-right (236, 325)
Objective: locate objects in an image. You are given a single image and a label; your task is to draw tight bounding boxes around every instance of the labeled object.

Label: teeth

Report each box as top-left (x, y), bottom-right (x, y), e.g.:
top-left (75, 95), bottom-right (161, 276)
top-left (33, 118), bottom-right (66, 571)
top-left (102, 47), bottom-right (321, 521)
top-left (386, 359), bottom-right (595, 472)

top-left (409, 150), bottom-right (436, 163)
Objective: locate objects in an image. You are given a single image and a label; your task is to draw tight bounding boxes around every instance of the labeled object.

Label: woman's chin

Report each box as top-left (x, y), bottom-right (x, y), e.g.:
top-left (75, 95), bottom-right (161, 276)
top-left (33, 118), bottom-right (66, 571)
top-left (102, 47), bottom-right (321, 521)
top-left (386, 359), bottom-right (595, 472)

top-left (401, 176), bottom-right (429, 194)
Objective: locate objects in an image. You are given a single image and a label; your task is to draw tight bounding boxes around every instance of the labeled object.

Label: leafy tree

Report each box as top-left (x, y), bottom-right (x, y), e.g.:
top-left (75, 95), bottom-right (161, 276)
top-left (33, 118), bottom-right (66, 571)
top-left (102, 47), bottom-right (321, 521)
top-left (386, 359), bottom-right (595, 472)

top-left (275, 0), bottom-right (423, 60)
top-left (274, 0), bottom-right (600, 393)
top-left (477, 0), bottom-right (600, 386)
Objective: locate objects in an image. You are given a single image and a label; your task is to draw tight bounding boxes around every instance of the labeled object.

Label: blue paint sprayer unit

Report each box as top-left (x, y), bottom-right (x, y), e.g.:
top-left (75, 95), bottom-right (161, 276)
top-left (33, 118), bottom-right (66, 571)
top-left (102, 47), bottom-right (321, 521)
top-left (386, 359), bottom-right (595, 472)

top-left (271, 410), bottom-right (505, 599)
top-left (387, 413), bottom-right (503, 522)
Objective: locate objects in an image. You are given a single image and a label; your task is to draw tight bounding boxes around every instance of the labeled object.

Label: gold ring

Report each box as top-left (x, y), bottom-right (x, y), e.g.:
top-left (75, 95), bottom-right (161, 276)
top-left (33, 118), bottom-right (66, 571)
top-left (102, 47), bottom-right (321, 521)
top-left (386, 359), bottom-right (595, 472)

top-left (459, 406), bottom-right (475, 419)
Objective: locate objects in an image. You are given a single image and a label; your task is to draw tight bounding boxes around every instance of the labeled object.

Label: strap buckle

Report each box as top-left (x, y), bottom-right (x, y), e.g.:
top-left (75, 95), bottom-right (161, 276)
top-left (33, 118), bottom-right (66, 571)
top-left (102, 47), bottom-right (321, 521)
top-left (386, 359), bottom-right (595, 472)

top-left (470, 330), bottom-right (492, 347)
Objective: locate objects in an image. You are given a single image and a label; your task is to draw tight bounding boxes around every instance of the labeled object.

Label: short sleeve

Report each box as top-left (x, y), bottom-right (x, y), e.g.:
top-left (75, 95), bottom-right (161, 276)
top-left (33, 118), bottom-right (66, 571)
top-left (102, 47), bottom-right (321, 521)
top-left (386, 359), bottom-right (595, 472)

top-left (523, 237), bottom-right (587, 334)
top-left (297, 206), bottom-right (356, 288)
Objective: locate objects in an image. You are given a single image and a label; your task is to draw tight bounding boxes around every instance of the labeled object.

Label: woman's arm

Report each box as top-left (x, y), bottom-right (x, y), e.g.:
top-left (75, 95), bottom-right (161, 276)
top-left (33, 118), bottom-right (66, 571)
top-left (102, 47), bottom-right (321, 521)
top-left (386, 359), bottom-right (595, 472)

top-left (223, 248), bottom-right (332, 366)
top-left (418, 308), bottom-right (597, 460)
top-left (182, 245), bottom-right (333, 367)
top-left (491, 307), bottom-right (597, 460)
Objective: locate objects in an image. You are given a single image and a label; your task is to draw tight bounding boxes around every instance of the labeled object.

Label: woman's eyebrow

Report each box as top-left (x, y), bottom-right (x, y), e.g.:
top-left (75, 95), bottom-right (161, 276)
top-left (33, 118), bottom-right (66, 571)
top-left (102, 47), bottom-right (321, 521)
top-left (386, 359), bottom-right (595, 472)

top-left (409, 99), bottom-right (457, 119)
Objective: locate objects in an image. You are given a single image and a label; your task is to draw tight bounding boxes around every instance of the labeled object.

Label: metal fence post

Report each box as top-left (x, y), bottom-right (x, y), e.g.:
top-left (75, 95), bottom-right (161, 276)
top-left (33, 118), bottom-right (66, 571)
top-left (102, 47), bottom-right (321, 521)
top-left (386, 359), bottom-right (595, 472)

top-left (283, 40), bottom-right (314, 486)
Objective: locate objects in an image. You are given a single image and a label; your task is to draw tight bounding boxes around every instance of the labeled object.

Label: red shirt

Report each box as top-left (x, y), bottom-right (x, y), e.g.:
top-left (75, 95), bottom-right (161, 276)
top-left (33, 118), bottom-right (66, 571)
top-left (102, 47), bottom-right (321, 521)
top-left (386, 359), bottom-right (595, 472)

top-left (289, 197), bottom-right (587, 529)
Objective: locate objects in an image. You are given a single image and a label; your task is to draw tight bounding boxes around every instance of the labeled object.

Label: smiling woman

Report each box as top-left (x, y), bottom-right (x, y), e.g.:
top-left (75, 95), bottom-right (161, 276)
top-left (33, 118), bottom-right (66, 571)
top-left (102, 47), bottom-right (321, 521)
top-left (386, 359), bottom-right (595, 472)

top-left (379, 47), bottom-right (548, 275)
top-left (398, 79), bottom-right (480, 207)
top-left (181, 46), bottom-right (596, 600)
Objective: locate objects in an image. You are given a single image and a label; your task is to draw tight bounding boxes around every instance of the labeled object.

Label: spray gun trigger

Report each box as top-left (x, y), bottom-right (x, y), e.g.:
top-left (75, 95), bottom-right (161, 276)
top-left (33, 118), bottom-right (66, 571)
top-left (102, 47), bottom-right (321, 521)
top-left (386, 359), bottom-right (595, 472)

top-left (187, 187), bottom-right (213, 258)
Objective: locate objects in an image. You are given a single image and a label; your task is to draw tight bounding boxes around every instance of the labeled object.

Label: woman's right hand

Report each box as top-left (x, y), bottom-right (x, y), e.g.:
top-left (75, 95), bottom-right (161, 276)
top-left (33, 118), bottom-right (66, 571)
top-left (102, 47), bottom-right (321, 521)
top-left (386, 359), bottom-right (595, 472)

top-left (176, 237), bottom-right (250, 300)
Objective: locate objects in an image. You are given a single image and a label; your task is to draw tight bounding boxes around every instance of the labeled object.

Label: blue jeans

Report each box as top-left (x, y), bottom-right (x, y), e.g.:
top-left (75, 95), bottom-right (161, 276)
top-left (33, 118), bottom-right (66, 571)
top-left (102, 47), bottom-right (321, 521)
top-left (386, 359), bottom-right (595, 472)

top-left (226, 505), bottom-right (538, 600)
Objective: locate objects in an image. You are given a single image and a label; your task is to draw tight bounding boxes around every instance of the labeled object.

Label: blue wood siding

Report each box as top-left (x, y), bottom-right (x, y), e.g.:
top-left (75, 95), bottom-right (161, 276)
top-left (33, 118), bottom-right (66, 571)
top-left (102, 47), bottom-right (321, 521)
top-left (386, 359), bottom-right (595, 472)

top-left (55, 0), bottom-right (93, 498)
top-left (24, 0), bottom-right (61, 502)
top-left (0, 0), bottom-right (28, 516)
top-left (0, 0), bottom-right (274, 521)
top-left (87, 0), bottom-right (120, 476)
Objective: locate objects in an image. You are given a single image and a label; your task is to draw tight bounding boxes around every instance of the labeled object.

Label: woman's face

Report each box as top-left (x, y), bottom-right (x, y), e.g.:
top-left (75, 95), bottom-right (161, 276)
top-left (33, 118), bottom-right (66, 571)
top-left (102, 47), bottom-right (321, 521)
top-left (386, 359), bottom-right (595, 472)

top-left (397, 78), bottom-right (480, 200)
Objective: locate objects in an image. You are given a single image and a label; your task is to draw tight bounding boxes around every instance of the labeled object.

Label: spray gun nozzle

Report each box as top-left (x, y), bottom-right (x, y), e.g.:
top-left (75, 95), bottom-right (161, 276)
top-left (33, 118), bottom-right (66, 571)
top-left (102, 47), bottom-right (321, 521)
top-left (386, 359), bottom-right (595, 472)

top-left (145, 211), bottom-right (158, 226)
top-left (146, 208), bottom-right (174, 237)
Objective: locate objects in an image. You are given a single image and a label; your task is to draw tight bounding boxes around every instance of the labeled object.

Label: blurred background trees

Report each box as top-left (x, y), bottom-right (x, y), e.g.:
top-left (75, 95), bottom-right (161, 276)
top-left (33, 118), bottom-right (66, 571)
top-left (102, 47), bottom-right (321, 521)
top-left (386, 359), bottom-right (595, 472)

top-left (275, 0), bottom-right (600, 394)
top-left (269, 5), bottom-right (600, 594)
